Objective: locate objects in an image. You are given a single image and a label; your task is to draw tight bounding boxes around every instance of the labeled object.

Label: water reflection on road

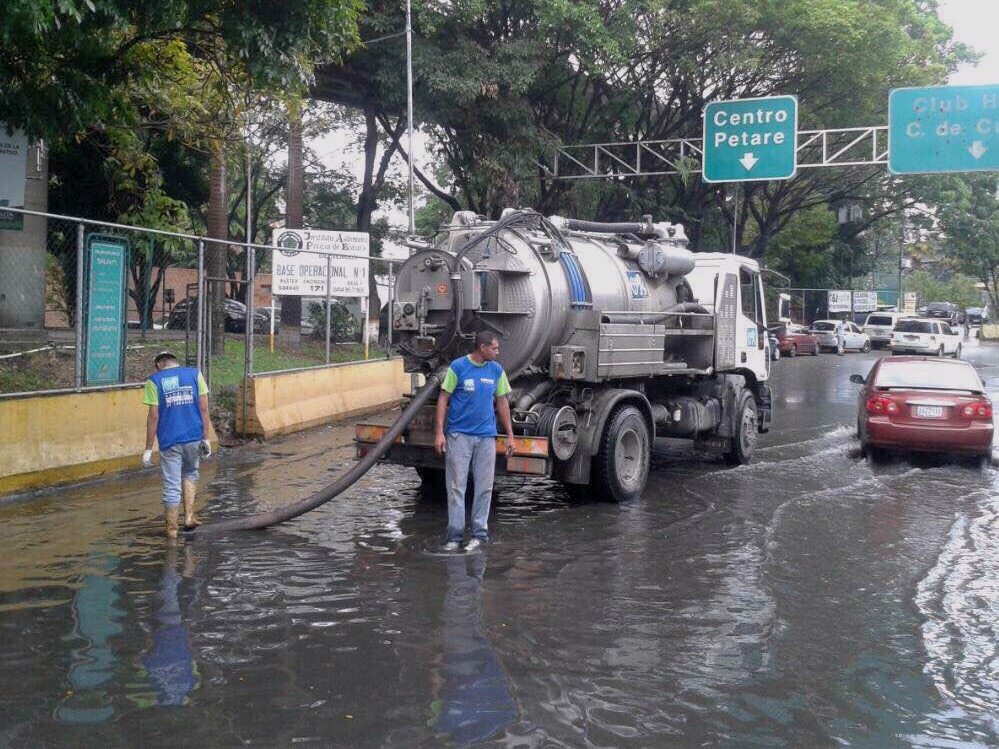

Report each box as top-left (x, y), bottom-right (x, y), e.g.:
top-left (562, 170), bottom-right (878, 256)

top-left (1, 342), bottom-right (998, 747)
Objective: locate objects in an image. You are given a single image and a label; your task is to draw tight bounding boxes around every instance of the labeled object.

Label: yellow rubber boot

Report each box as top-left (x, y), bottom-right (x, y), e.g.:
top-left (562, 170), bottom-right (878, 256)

top-left (182, 480), bottom-right (200, 530)
top-left (165, 506), bottom-right (180, 541)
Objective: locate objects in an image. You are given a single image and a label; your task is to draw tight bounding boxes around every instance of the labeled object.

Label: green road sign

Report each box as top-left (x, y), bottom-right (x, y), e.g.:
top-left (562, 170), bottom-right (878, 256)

top-left (889, 84), bottom-right (999, 174)
top-left (83, 234), bottom-right (129, 385)
top-left (702, 96), bottom-right (798, 183)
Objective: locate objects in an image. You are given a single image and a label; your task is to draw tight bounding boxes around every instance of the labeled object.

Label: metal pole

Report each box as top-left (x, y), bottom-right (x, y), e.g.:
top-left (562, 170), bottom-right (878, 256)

top-left (74, 223), bottom-right (85, 390)
top-left (363, 295), bottom-right (370, 360)
top-left (325, 254), bottom-right (332, 365)
top-left (406, 0), bottom-right (416, 235)
top-left (387, 261), bottom-right (394, 350)
top-left (196, 240), bottom-right (205, 378)
top-left (731, 185), bottom-right (738, 254)
top-left (245, 132), bottom-right (255, 379)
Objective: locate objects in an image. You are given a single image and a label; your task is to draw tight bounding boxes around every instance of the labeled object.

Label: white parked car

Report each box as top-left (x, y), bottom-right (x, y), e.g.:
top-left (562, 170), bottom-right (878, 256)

top-left (889, 318), bottom-right (962, 358)
top-left (810, 319), bottom-right (871, 354)
top-left (862, 311), bottom-right (907, 349)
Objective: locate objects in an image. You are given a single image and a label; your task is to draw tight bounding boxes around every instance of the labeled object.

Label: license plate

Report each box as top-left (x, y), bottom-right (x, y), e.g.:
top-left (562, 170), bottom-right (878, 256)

top-left (915, 405), bottom-right (944, 418)
top-left (905, 335), bottom-right (918, 340)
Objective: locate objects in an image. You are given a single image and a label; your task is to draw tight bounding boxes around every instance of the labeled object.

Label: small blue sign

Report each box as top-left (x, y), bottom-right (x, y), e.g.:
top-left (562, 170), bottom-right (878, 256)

top-left (84, 234), bottom-right (129, 385)
top-left (703, 96), bottom-right (798, 183)
top-left (889, 84), bottom-right (999, 174)
top-left (626, 271), bottom-right (649, 299)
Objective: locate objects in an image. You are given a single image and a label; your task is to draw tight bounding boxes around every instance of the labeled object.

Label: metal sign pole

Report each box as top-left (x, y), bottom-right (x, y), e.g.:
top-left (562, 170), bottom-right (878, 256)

top-left (387, 261), bottom-right (394, 349)
top-left (363, 295), bottom-right (370, 360)
top-left (325, 254), bottom-right (332, 365)
top-left (74, 223), bottom-right (85, 390)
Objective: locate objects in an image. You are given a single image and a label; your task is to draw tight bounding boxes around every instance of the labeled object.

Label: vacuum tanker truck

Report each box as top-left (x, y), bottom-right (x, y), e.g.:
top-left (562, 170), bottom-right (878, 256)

top-left (355, 209), bottom-right (773, 502)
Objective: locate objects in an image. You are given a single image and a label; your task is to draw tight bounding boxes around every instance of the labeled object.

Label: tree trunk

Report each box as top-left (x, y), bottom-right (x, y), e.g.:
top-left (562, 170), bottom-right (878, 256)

top-left (358, 109), bottom-right (381, 337)
top-left (280, 105), bottom-right (304, 348)
top-left (207, 142), bottom-right (228, 358)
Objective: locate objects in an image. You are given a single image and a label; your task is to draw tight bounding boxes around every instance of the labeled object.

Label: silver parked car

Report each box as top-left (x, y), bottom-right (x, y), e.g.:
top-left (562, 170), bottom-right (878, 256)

top-left (810, 319), bottom-right (872, 354)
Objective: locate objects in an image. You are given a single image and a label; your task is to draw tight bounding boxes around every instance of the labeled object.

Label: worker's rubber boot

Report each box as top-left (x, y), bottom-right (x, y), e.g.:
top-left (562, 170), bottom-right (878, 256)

top-left (182, 480), bottom-right (200, 531)
top-left (165, 506), bottom-right (180, 541)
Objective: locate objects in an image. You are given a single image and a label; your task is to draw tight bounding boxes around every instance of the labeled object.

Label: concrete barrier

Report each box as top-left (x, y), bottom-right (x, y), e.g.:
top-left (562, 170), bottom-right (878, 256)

top-left (236, 357), bottom-right (409, 439)
top-left (0, 386), bottom-right (217, 496)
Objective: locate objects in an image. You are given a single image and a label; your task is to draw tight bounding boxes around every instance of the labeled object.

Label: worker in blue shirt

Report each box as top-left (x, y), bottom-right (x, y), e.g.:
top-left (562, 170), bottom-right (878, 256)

top-left (434, 331), bottom-right (515, 551)
top-left (142, 351), bottom-right (212, 540)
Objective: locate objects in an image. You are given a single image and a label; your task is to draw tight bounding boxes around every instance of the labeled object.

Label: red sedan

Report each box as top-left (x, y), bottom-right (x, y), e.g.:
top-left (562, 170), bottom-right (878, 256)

top-left (851, 356), bottom-right (993, 459)
top-left (776, 324), bottom-right (819, 357)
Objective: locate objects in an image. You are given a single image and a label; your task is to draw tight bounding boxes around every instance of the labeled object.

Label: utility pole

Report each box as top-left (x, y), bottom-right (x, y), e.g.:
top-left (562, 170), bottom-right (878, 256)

top-left (406, 0), bottom-right (415, 235)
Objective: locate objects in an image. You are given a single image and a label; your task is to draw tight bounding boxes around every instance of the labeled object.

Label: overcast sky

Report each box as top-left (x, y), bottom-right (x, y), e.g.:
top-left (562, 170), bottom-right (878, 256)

top-left (938, 0), bottom-right (999, 85)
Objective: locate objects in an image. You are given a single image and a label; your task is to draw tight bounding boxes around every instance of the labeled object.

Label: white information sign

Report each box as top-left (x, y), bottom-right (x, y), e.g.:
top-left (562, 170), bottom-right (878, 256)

top-left (903, 292), bottom-right (918, 316)
top-left (827, 290), bottom-right (852, 313)
top-left (0, 126), bottom-right (29, 207)
top-left (852, 291), bottom-right (877, 313)
top-left (272, 229), bottom-right (369, 297)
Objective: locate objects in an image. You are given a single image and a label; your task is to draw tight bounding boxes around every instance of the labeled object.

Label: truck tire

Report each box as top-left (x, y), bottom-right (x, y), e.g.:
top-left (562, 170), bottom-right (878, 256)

top-left (724, 391), bottom-right (758, 466)
top-left (594, 405), bottom-right (651, 502)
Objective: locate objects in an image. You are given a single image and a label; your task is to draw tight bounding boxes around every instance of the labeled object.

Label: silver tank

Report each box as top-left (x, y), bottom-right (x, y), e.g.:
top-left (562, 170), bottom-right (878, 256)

top-left (392, 210), bottom-right (695, 380)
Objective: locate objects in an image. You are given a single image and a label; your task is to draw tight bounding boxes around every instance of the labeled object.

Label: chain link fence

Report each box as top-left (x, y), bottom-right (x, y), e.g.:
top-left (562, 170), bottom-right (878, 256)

top-left (0, 207), bottom-right (401, 413)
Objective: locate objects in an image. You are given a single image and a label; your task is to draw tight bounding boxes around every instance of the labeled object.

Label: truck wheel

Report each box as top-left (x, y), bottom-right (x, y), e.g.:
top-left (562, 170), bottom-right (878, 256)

top-left (724, 392), bottom-right (758, 466)
top-left (594, 405), bottom-right (650, 502)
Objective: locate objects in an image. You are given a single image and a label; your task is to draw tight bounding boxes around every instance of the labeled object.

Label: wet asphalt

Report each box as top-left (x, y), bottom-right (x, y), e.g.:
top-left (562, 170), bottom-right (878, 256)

top-left (1, 339), bottom-right (998, 748)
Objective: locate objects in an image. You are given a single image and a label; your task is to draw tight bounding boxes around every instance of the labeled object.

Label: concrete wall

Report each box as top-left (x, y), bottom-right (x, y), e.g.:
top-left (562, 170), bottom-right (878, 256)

top-left (0, 386), bottom-right (217, 496)
top-left (237, 357), bottom-right (409, 439)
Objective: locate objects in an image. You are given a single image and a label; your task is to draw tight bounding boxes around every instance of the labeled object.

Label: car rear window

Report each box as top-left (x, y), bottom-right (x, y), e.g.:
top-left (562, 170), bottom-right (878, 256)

top-left (894, 320), bottom-right (933, 333)
top-left (866, 315), bottom-right (893, 326)
top-left (874, 361), bottom-right (983, 392)
top-left (813, 322), bottom-right (836, 331)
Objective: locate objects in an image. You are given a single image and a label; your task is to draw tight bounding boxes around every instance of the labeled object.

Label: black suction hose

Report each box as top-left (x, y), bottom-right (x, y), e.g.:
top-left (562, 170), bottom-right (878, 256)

top-left (189, 368), bottom-right (447, 534)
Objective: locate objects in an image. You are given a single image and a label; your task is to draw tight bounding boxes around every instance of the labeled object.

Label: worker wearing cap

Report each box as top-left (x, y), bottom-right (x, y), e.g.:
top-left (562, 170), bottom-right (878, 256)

top-left (142, 351), bottom-right (212, 539)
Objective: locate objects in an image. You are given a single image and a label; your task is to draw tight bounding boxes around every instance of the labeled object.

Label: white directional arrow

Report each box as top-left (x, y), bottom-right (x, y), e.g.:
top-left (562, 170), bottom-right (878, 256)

top-left (739, 152), bottom-right (759, 171)
top-left (969, 140), bottom-right (988, 160)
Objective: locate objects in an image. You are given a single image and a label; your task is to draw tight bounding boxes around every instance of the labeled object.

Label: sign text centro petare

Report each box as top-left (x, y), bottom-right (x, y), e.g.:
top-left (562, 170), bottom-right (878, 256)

top-left (702, 95), bottom-right (798, 183)
top-left (272, 229), bottom-right (370, 298)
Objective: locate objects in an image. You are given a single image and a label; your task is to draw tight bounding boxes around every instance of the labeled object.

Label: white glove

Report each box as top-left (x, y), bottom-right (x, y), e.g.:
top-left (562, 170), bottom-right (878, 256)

top-left (142, 449), bottom-right (153, 467)
top-left (200, 439), bottom-right (212, 458)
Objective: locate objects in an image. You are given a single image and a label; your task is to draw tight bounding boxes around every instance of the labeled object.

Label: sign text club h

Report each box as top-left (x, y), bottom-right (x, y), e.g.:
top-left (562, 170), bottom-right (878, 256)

top-left (702, 96), bottom-right (798, 183)
top-left (889, 84), bottom-right (999, 175)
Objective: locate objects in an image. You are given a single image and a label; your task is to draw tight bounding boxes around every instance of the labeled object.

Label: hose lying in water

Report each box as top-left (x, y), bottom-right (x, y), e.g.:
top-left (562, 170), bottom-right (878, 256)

top-left (189, 368), bottom-right (446, 534)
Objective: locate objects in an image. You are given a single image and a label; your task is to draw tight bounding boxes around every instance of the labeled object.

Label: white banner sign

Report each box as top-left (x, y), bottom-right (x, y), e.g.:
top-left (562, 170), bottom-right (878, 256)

top-left (903, 292), bottom-right (918, 316)
top-left (272, 229), bottom-right (369, 297)
top-left (852, 291), bottom-right (877, 312)
top-left (0, 126), bottom-right (28, 208)
top-left (827, 290), bottom-right (852, 313)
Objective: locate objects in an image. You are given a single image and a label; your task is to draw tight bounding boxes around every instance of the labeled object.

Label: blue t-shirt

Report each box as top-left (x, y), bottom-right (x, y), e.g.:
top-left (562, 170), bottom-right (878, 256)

top-left (442, 356), bottom-right (511, 437)
top-left (143, 366), bottom-right (207, 450)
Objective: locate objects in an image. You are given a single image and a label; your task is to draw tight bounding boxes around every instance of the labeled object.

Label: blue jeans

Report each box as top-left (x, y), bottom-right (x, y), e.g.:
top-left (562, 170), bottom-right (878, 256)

top-left (159, 442), bottom-right (201, 507)
top-left (445, 433), bottom-right (496, 543)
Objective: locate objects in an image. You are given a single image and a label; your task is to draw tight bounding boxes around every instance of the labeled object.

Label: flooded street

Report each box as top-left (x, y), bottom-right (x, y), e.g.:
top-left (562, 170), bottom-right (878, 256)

top-left (3, 344), bottom-right (999, 748)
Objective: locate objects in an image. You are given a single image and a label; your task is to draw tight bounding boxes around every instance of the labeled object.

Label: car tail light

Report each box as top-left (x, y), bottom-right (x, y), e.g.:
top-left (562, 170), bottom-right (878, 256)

top-left (961, 400), bottom-right (993, 420)
top-left (866, 396), bottom-right (900, 414)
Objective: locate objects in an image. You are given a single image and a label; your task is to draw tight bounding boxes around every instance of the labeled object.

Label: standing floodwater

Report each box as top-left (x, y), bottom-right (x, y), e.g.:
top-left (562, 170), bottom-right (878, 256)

top-left (2, 343), bottom-right (999, 747)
